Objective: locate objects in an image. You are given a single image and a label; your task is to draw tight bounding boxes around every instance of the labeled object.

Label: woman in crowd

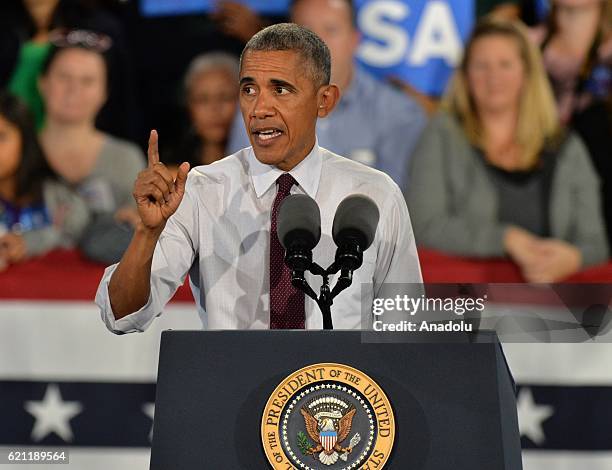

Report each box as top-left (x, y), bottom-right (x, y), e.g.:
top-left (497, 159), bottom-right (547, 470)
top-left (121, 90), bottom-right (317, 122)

top-left (0, 0), bottom-right (135, 138)
top-left (166, 52), bottom-right (239, 171)
top-left (38, 31), bottom-right (145, 263)
top-left (0, 92), bottom-right (88, 270)
top-left (407, 17), bottom-right (608, 282)
top-left (531, 0), bottom-right (612, 248)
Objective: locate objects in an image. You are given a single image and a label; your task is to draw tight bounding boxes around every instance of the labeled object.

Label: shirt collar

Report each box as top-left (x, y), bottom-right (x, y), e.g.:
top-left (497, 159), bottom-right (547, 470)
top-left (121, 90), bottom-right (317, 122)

top-left (247, 139), bottom-right (323, 199)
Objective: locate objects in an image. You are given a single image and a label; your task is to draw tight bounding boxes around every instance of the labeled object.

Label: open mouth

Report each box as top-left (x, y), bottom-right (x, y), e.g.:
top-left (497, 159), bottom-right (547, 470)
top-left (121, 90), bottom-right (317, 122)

top-left (252, 127), bottom-right (283, 143)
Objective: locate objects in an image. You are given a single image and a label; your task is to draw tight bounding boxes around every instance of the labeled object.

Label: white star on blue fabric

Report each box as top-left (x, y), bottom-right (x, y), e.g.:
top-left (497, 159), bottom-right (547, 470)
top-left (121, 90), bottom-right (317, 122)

top-left (516, 387), bottom-right (554, 445)
top-left (142, 402), bottom-right (155, 442)
top-left (24, 384), bottom-right (83, 442)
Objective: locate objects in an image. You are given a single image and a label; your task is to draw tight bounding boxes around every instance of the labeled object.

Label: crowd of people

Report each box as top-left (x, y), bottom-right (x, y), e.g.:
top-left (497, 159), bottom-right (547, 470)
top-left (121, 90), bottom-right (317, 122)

top-left (0, 0), bottom-right (610, 282)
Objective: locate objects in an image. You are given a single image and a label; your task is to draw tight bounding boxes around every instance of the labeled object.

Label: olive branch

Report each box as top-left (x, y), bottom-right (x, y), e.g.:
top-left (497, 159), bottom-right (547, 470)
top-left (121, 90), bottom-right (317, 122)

top-left (297, 431), bottom-right (313, 455)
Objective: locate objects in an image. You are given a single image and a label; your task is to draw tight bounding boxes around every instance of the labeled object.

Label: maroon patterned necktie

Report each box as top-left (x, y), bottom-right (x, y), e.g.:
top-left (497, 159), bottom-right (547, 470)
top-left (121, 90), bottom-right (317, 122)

top-left (269, 173), bottom-right (305, 329)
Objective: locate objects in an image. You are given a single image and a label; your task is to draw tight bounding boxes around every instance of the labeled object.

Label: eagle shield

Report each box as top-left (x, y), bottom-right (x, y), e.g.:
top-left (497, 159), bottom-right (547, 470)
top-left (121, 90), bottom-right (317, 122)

top-left (320, 430), bottom-right (337, 453)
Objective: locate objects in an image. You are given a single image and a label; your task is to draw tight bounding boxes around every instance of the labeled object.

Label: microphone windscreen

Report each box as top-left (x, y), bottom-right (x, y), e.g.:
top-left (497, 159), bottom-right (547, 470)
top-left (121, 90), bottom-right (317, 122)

top-left (332, 195), bottom-right (379, 250)
top-left (277, 194), bottom-right (321, 250)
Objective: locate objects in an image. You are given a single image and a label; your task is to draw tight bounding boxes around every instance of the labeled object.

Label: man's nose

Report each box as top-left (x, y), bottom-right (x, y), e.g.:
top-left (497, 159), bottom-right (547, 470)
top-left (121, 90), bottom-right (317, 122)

top-left (251, 91), bottom-right (275, 119)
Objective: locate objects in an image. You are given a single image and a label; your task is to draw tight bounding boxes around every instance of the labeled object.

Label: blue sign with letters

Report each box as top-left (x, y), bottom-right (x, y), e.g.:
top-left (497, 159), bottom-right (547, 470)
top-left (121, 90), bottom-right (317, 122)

top-left (140, 0), bottom-right (290, 16)
top-left (355, 0), bottom-right (474, 96)
top-left (141, 0), bottom-right (474, 96)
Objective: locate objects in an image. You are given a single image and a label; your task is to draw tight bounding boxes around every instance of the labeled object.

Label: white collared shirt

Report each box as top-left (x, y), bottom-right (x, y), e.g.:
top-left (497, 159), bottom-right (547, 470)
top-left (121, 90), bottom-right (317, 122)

top-left (95, 142), bottom-right (422, 333)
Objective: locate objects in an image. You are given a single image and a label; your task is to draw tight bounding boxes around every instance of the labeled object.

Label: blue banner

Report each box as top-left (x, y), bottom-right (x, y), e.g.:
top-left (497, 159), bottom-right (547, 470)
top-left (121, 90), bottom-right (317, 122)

top-left (141, 0), bottom-right (474, 96)
top-left (355, 0), bottom-right (474, 96)
top-left (140, 0), bottom-right (290, 16)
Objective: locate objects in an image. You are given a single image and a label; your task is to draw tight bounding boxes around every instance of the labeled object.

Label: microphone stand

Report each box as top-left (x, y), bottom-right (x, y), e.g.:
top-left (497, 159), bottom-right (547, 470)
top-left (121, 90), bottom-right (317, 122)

top-left (289, 261), bottom-right (353, 330)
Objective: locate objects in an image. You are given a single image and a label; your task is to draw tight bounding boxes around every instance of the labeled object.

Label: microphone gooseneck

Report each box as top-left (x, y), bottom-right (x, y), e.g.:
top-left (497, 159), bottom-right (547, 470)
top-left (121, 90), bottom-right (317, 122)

top-left (276, 193), bottom-right (380, 330)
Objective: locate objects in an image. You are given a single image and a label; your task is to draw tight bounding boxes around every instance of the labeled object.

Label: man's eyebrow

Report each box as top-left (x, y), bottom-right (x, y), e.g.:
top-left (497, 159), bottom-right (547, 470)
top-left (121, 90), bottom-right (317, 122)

top-left (239, 76), bottom-right (254, 86)
top-left (270, 79), bottom-right (296, 90)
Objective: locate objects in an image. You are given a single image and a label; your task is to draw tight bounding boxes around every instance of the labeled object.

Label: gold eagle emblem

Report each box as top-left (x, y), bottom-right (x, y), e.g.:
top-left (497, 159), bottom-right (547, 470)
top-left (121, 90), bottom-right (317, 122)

top-left (299, 397), bottom-right (361, 466)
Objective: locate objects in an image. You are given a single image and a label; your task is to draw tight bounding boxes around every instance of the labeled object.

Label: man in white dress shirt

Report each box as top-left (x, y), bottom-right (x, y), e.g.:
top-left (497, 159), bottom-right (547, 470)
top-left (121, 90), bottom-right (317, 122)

top-left (96, 23), bottom-right (422, 334)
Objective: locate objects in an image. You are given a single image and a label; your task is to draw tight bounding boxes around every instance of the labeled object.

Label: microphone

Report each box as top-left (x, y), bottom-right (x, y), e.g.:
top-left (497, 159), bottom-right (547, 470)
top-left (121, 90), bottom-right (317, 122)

top-left (277, 194), bottom-right (321, 271)
top-left (332, 195), bottom-right (380, 271)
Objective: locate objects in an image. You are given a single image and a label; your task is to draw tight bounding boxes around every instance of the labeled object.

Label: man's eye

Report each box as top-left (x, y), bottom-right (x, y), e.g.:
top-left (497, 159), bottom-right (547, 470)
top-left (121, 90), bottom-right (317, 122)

top-left (242, 85), bottom-right (256, 95)
top-left (275, 86), bottom-right (290, 95)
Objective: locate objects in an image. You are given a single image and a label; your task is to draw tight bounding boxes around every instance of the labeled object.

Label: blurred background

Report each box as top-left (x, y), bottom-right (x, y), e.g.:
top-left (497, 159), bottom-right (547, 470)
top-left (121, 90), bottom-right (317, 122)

top-left (0, 0), bottom-right (610, 468)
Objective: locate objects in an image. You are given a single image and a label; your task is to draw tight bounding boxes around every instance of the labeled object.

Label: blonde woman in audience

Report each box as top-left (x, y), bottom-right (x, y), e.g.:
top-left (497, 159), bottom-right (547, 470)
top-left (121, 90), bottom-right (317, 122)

top-left (407, 17), bottom-right (608, 282)
top-left (37, 30), bottom-right (145, 262)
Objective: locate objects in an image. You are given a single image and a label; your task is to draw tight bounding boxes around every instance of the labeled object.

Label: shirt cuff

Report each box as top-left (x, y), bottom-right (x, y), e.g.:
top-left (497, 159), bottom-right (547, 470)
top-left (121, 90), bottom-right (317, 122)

top-left (95, 263), bottom-right (158, 335)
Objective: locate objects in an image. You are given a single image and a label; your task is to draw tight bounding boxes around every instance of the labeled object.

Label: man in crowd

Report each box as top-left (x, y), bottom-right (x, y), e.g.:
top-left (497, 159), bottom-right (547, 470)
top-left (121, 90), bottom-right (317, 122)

top-left (226, 0), bottom-right (426, 189)
top-left (95, 23), bottom-right (421, 333)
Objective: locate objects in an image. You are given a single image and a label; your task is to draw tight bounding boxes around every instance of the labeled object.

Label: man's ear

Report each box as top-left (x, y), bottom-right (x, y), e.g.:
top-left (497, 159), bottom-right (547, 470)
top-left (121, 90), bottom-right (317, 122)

top-left (317, 84), bottom-right (340, 118)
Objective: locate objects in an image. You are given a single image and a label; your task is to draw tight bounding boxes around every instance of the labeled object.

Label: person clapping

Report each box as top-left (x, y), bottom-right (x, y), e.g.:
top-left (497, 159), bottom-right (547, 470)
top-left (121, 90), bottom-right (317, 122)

top-left (407, 18), bottom-right (608, 282)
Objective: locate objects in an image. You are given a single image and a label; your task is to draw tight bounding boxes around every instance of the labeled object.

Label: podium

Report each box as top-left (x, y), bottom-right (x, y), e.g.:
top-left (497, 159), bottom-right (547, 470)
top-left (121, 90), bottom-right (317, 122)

top-left (150, 330), bottom-right (521, 469)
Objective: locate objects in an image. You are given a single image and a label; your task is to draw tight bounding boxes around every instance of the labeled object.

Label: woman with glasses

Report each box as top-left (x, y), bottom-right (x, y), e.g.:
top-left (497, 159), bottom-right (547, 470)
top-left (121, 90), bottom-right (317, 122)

top-left (0, 0), bottom-right (135, 138)
top-left (38, 31), bottom-right (145, 263)
top-left (407, 18), bottom-right (608, 282)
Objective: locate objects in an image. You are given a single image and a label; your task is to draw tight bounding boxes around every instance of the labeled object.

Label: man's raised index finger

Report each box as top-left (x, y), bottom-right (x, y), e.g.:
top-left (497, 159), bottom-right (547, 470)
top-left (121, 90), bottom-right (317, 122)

top-left (148, 129), bottom-right (160, 167)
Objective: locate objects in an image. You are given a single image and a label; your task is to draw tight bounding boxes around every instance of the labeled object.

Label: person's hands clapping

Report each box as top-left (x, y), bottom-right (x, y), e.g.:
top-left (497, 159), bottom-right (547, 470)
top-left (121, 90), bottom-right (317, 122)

top-left (521, 239), bottom-right (582, 283)
top-left (133, 130), bottom-right (190, 236)
top-left (504, 226), bottom-right (582, 282)
top-left (504, 226), bottom-right (540, 268)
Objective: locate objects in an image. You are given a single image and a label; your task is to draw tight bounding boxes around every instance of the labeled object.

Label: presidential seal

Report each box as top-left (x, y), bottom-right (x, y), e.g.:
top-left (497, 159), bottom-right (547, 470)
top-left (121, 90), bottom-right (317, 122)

top-left (261, 363), bottom-right (395, 469)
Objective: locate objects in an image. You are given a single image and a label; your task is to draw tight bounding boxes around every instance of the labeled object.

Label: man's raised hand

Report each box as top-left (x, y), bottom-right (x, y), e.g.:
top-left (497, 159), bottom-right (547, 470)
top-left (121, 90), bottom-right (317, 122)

top-left (133, 130), bottom-right (190, 234)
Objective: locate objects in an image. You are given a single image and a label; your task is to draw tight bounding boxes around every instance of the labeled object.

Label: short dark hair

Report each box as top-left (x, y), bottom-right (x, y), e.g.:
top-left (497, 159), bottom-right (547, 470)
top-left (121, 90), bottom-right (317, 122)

top-left (290, 0), bottom-right (357, 28)
top-left (240, 23), bottom-right (331, 88)
top-left (0, 92), bottom-right (54, 202)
